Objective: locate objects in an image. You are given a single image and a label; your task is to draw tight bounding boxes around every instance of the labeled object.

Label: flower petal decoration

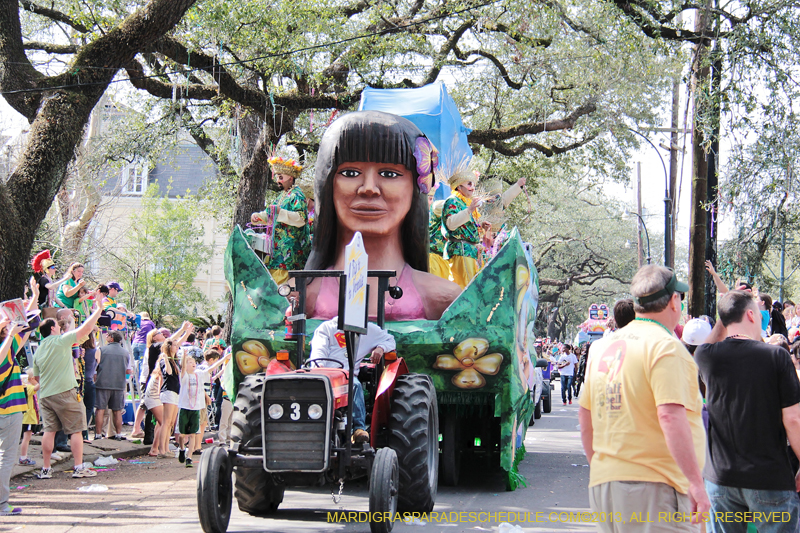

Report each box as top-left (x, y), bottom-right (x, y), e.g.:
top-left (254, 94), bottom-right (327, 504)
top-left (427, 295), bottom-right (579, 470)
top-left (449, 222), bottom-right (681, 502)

top-left (433, 338), bottom-right (504, 389)
top-left (473, 353), bottom-right (504, 375)
top-left (413, 136), bottom-right (439, 194)
top-left (433, 354), bottom-right (463, 370)
top-left (452, 368), bottom-right (486, 389)
top-left (454, 338), bottom-right (488, 361)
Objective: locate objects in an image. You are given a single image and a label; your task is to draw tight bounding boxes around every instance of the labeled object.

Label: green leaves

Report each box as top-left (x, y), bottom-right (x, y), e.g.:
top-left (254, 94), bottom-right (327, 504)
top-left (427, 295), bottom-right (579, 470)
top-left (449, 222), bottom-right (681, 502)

top-left (109, 184), bottom-right (212, 323)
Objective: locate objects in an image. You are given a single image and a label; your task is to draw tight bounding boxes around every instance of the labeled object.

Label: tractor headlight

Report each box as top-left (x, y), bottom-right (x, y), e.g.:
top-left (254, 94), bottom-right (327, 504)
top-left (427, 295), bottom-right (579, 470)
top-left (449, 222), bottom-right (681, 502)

top-left (307, 404), bottom-right (323, 420)
top-left (268, 404), bottom-right (284, 420)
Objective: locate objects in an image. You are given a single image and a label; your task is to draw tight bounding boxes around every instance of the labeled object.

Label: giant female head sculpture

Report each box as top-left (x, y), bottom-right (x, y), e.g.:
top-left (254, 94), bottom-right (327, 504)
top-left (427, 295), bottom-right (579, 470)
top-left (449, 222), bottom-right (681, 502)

top-left (306, 111), bottom-right (437, 272)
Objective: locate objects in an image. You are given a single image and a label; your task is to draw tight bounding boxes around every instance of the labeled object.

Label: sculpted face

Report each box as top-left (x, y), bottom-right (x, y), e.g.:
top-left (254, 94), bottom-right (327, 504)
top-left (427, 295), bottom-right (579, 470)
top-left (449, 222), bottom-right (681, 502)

top-left (333, 161), bottom-right (413, 238)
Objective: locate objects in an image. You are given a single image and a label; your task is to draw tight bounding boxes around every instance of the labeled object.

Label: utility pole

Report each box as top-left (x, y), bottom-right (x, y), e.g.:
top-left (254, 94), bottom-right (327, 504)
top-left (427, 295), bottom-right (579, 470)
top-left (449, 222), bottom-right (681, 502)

top-left (637, 163), bottom-right (644, 268)
top-left (780, 164), bottom-right (792, 302)
top-left (687, 0), bottom-right (715, 318)
top-left (667, 77), bottom-right (680, 270)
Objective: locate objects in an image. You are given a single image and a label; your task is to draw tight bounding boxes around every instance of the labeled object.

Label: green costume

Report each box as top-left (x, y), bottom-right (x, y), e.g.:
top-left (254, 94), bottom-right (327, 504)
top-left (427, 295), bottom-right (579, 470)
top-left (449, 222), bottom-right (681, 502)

top-left (443, 195), bottom-right (480, 260)
top-left (56, 278), bottom-right (79, 308)
top-left (429, 204), bottom-right (446, 255)
top-left (267, 186), bottom-right (311, 271)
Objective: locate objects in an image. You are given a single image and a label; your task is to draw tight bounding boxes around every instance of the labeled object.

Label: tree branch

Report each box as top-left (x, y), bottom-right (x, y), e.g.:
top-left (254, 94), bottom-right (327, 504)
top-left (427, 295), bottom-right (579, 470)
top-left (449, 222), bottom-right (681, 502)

top-left (149, 37), bottom-right (361, 114)
top-left (23, 41), bottom-right (78, 54)
top-left (455, 47), bottom-right (525, 89)
top-left (19, 0), bottom-right (91, 33)
top-left (469, 98), bottom-right (597, 143)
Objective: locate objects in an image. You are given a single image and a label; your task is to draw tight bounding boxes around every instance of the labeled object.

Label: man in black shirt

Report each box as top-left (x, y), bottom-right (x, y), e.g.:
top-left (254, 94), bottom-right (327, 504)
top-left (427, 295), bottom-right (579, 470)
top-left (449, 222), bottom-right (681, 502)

top-left (695, 290), bottom-right (800, 533)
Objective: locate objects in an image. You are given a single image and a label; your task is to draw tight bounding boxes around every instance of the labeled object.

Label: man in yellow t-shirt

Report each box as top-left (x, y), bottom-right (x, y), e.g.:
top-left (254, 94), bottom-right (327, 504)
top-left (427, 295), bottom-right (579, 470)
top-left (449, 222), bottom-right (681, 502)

top-left (578, 265), bottom-right (710, 532)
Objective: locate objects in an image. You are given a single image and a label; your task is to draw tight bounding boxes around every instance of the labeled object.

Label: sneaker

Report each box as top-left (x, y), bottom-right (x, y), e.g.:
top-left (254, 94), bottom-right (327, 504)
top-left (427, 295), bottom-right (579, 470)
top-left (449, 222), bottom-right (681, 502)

top-left (50, 452), bottom-right (63, 462)
top-left (112, 434), bottom-right (126, 441)
top-left (569, 400), bottom-right (572, 405)
top-left (563, 401), bottom-right (567, 406)
top-left (0, 505), bottom-right (21, 516)
top-left (185, 458), bottom-right (193, 468)
top-left (36, 467), bottom-right (52, 479)
top-left (18, 457), bottom-right (36, 466)
top-left (168, 443), bottom-right (178, 452)
top-left (72, 465), bottom-right (97, 478)
top-left (178, 449), bottom-right (186, 463)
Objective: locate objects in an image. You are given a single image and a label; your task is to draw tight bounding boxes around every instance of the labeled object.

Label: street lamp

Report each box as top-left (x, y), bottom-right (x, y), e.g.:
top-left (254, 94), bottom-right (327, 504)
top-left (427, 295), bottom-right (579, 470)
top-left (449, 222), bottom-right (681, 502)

top-left (622, 211), bottom-right (651, 265)
top-left (627, 128), bottom-right (671, 268)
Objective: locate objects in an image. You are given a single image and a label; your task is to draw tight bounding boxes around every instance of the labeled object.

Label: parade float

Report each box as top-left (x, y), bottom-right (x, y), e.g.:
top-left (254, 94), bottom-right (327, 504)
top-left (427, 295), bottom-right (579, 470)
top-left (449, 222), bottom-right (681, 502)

top-left (578, 303), bottom-right (611, 343)
top-left (196, 84), bottom-right (541, 533)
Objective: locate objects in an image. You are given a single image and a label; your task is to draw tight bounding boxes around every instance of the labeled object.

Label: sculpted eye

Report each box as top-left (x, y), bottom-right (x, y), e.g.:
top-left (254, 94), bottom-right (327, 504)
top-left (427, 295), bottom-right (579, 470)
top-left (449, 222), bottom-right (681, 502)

top-left (380, 170), bottom-right (402, 178)
top-left (339, 169), bottom-right (361, 178)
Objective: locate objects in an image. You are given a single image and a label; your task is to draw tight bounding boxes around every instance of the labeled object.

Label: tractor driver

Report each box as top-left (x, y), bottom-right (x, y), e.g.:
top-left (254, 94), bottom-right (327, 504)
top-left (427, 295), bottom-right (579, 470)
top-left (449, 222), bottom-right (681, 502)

top-left (308, 317), bottom-right (396, 444)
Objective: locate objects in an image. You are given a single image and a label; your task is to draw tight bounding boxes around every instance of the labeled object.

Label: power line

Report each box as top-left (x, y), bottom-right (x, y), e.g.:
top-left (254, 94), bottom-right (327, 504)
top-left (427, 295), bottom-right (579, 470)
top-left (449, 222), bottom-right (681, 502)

top-left (2, 0), bottom-right (500, 96)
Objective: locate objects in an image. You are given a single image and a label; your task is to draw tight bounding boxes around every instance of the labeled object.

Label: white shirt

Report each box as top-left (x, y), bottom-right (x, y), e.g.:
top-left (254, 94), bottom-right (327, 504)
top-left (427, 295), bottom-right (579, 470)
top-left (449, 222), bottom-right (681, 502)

top-left (309, 318), bottom-right (396, 370)
top-left (557, 353), bottom-right (579, 376)
top-left (177, 369), bottom-right (209, 410)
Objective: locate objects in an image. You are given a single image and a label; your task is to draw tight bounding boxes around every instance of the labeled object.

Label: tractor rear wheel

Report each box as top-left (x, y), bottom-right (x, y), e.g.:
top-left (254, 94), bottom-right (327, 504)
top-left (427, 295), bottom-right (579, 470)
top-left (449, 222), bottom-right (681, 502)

top-left (387, 373), bottom-right (438, 512)
top-left (230, 374), bottom-right (285, 515)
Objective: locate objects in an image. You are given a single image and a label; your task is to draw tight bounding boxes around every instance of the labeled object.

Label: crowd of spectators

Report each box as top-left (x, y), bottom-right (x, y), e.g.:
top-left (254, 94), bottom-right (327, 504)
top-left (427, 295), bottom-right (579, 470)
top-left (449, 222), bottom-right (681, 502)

top-left (580, 264), bottom-right (800, 533)
top-left (0, 259), bottom-right (234, 516)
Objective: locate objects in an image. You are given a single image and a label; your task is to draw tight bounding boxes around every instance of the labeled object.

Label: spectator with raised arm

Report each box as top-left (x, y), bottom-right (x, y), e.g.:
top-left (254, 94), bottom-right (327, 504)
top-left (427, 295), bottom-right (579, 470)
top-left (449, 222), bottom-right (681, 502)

top-left (31, 289), bottom-right (104, 480)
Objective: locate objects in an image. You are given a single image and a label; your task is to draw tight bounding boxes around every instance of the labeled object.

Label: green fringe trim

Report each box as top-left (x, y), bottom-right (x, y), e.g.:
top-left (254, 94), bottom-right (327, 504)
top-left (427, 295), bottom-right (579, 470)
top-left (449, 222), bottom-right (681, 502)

top-left (507, 443), bottom-right (528, 491)
top-left (436, 391), bottom-right (495, 407)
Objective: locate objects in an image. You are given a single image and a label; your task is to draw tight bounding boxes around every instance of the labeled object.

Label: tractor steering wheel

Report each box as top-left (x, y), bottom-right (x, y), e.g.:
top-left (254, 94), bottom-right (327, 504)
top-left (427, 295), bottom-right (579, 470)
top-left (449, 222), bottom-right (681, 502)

top-left (304, 358), bottom-right (345, 369)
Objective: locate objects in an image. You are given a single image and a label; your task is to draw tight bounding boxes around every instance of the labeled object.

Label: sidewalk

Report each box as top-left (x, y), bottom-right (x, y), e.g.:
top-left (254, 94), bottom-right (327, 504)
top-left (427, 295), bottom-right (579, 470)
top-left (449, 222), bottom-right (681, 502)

top-left (12, 428), bottom-right (153, 479)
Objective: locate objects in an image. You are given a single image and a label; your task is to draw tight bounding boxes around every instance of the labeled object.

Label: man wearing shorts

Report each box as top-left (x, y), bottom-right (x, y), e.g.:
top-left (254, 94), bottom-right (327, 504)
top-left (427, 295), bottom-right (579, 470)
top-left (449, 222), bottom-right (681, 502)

top-left (94, 331), bottom-right (131, 440)
top-left (32, 301), bottom-right (103, 479)
top-left (579, 265), bottom-right (709, 532)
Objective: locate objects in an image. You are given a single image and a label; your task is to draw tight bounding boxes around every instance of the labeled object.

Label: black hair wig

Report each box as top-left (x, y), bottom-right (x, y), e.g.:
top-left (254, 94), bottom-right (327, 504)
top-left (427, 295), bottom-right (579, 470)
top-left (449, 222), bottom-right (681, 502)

top-left (306, 111), bottom-right (432, 272)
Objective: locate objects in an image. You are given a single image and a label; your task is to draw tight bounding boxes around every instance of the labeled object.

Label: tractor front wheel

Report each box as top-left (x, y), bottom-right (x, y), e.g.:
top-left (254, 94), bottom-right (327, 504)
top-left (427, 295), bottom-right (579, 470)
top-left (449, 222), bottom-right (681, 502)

top-left (387, 373), bottom-right (439, 512)
top-left (369, 447), bottom-right (399, 533)
top-left (197, 446), bottom-right (232, 533)
top-left (231, 374), bottom-right (285, 515)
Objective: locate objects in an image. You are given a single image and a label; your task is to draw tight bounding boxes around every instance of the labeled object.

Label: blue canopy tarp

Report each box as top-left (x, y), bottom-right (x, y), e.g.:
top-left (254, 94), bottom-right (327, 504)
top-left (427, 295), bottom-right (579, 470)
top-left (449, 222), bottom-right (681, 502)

top-left (359, 81), bottom-right (471, 200)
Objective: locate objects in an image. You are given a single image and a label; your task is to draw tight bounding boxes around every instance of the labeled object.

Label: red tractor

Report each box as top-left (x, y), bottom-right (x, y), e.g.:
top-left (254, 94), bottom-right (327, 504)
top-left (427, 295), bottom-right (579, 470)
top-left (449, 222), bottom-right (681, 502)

top-left (197, 270), bottom-right (439, 533)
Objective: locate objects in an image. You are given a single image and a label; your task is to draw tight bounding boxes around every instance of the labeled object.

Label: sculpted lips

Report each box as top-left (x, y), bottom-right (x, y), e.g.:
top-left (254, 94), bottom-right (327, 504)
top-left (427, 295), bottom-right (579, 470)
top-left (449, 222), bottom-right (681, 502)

top-left (350, 204), bottom-right (387, 216)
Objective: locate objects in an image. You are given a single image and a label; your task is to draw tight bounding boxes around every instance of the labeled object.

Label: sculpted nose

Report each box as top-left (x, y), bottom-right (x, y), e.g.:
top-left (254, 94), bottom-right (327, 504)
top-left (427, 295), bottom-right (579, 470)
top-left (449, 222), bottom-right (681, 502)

top-left (359, 169), bottom-right (380, 197)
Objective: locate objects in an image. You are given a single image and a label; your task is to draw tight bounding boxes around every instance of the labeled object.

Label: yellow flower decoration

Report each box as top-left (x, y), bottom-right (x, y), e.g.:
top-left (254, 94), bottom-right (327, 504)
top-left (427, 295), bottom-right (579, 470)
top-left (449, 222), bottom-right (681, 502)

top-left (433, 338), bottom-right (503, 389)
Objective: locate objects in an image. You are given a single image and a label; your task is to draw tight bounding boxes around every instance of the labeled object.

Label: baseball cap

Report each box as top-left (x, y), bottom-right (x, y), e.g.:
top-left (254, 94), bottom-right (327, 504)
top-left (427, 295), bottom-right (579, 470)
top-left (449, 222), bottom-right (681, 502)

top-left (682, 318), bottom-right (712, 346)
top-left (107, 281), bottom-right (123, 292)
top-left (633, 269), bottom-right (690, 306)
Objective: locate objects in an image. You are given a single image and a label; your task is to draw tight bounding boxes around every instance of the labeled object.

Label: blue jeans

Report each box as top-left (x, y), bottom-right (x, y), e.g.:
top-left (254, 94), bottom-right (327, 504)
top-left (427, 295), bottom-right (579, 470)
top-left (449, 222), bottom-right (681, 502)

top-left (706, 479), bottom-right (800, 533)
top-left (561, 375), bottom-right (574, 402)
top-left (131, 343), bottom-right (145, 362)
top-left (352, 377), bottom-right (366, 431)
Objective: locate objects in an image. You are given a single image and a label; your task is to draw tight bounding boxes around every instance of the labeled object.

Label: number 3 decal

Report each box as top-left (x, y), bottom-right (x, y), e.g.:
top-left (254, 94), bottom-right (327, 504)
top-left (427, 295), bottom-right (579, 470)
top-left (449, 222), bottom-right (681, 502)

top-left (290, 402), bottom-right (300, 420)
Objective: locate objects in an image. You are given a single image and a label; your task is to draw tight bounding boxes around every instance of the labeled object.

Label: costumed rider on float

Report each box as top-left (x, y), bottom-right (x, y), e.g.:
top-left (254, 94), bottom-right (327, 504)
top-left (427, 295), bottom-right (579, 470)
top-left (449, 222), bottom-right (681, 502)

top-left (443, 165), bottom-right (526, 289)
top-left (428, 185), bottom-right (451, 281)
top-left (250, 156), bottom-right (312, 285)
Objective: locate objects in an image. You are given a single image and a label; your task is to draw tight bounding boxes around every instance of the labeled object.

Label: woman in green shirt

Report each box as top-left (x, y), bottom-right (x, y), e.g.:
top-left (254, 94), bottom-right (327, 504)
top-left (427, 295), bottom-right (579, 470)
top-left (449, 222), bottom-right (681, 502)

top-left (55, 263), bottom-right (85, 309)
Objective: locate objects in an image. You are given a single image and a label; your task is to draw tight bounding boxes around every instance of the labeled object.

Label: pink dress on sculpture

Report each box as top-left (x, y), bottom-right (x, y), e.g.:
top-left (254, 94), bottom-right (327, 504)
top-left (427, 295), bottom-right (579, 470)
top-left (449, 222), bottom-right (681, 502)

top-left (313, 264), bottom-right (427, 321)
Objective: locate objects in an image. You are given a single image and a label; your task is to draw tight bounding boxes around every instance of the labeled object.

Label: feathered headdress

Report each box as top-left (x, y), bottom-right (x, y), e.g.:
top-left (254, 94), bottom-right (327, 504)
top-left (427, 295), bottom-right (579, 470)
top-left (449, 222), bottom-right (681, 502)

top-left (268, 156), bottom-right (303, 179)
top-left (32, 250), bottom-right (54, 273)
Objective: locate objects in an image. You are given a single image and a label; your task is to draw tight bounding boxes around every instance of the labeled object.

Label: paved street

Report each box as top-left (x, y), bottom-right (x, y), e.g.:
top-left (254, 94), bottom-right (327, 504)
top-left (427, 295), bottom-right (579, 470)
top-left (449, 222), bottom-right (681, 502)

top-left (5, 381), bottom-right (592, 533)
